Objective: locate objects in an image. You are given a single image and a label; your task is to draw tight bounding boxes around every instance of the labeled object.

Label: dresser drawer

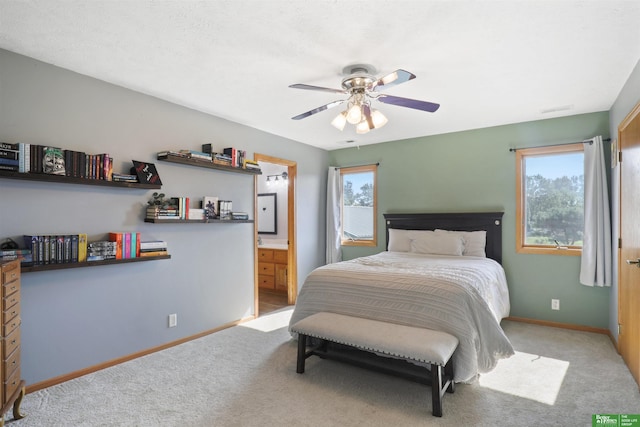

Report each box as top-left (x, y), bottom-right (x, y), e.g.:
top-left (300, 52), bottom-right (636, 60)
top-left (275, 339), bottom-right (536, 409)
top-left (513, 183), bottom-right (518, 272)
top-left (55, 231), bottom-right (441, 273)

top-left (4, 366), bottom-right (21, 404)
top-left (3, 328), bottom-right (20, 360)
top-left (258, 275), bottom-right (275, 289)
top-left (2, 288), bottom-right (20, 312)
top-left (2, 278), bottom-right (20, 299)
top-left (1, 262), bottom-right (19, 285)
top-left (258, 262), bottom-right (275, 276)
top-left (3, 347), bottom-right (20, 383)
top-left (273, 250), bottom-right (288, 264)
top-left (2, 316), bottom-right (20, 338)
top-left (2, 302), bottom-right (20, 325)
top-left (258, 249), bottom-right (274, 262)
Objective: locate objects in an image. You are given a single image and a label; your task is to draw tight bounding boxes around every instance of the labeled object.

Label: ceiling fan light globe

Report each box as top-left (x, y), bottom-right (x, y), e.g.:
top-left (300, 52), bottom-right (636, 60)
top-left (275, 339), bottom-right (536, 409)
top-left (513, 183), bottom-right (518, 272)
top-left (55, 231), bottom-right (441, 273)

top-left (331, 112), bottom-right (347, 131)
top-left (356, 120), bottom-right (371, 134)
top-left (371, 109), bottom-right (388, 128)
top-left (346, 104), bottom-right (363, 124)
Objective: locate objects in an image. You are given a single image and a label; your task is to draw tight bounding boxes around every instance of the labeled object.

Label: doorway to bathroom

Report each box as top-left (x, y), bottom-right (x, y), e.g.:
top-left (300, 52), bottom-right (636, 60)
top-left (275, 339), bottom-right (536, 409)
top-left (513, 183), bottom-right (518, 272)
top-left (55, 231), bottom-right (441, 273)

top-left (254, 153), bottom-right (297, 317)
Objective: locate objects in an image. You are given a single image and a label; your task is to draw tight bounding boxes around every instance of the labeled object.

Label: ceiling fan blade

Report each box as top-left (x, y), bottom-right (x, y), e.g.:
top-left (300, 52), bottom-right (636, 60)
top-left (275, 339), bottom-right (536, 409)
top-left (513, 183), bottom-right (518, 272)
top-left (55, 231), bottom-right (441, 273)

top-left (377, 94), bottom-right (440, 113)
top-left (363, 104), bottom-right (374, 129)
top-left (289, 84), bottom-right (347, 94)
top-left (373, 69), bottom-right (416, 91)
top-left (291, 100), bottom-right (345, 120)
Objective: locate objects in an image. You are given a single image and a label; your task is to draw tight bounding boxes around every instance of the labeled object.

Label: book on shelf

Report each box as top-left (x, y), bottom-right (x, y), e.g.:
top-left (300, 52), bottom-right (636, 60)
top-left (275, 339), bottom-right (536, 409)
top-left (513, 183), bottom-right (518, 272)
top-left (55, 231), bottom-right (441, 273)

top-left (22, 234), bottom-right (83, 265)
top-left (219, 200), bottom-right (233, 219)
top-left (140, 240), bottom-right (167, 250)
top-left (111, 173), bottom-right (138, 182)
top-left (0, 248), bottom-right (32, 265)
top-left (189, 208), bottom-right (205, 220)
top-left (223, 148), bottom-right (246, 168)
top-left (108, 232), bottom-right (124, 259)
top-left (139, 250), bottom-right (168, 257)
top-left (78, 234), bottom-right (87, 262)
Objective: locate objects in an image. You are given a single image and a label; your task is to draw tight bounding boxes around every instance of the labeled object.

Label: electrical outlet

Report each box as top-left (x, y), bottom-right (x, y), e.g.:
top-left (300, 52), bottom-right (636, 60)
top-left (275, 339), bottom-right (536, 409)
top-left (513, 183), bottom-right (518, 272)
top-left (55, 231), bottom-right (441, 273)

top-left (551, 299), bottom-right (560, 310)
top-left (168, 313), bottom-right (177, 328)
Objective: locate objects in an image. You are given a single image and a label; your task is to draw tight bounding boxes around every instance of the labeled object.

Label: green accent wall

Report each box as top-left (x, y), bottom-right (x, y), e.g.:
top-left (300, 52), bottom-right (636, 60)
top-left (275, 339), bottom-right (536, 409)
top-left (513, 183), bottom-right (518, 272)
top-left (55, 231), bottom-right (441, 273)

top-left (329, 111), bottom-right (611, 329)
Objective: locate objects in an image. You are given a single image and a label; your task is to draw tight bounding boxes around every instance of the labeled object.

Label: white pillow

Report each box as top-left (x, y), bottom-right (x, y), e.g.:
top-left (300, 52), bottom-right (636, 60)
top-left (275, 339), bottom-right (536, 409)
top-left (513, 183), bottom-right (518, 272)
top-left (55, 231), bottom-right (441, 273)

top-left (435, 229), bottom-right (487, 257)
top-left (408, 230), bottom-right (464, 256)
top-left (387, 228), bottom-right (411, 252)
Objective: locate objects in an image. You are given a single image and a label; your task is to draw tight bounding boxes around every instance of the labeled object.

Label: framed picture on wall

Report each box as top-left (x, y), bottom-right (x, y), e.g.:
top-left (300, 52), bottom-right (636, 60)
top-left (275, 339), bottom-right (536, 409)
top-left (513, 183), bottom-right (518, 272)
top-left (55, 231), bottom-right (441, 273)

top-left (257, 193), bottom-right (277, 234)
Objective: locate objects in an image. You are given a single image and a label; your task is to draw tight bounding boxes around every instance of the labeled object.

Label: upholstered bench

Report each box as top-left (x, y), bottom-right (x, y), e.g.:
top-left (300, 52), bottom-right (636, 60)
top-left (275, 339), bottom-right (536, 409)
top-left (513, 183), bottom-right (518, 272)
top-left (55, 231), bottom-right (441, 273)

top-left (290, 312), bottom-right (459, 417)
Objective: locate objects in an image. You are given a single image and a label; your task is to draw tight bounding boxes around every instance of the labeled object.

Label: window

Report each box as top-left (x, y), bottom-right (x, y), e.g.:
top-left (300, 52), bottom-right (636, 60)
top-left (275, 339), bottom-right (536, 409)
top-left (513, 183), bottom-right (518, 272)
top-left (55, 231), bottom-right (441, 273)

top-left (516, 144), bottom-right (584, 255)
top-left (340, 165), bottom-right (377, 246)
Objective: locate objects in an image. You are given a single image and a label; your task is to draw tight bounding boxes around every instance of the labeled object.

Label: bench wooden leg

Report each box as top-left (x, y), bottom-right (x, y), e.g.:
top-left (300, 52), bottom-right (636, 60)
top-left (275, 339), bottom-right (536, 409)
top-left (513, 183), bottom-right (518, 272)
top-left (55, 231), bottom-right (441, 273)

top-left (445, 359), bottom-right (455, 393)
top-left (431, 364), bottom-right (443, 417)
top-left (296, 334), bottom-right (307, 374)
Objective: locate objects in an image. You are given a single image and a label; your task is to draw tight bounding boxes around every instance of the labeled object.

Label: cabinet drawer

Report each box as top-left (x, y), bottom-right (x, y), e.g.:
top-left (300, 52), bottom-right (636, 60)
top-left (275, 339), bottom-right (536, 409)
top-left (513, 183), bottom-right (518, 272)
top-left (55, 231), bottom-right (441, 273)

top-left (3, 316), bottom-right (20, 338)
top-left (2, 288), bottom-right (20, 312)
top-left (273, 250), bottom-right (288, 264)
top-left (2, 301), bottom-right (20, 325)
top-left (258, 262), bottom-right (275, 276)
top-left (4, 366), bottom-right (21, 404)
top-left (3, 347), bottom-right (20, 382)
top-left (1, 261), bottom-right (20, 284)
top-left (258, 249), bottom-right (274, 262)
top-left (258, 275), bottom-right (275, 289)
top-left (2, 277), bottom-right (20, 299)
top-left (3, 328), bottom-right (20, 360)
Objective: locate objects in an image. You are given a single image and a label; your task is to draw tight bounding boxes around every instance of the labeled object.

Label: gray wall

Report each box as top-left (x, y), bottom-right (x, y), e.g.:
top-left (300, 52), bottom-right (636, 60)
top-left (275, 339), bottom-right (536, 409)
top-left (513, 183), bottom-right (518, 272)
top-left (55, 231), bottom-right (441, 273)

top-left (330, 111), bottom-right (612, 329)
top-left (0, 49), bottom-right (328, 385)
top-left (608, 58), bottom-right (640, 341)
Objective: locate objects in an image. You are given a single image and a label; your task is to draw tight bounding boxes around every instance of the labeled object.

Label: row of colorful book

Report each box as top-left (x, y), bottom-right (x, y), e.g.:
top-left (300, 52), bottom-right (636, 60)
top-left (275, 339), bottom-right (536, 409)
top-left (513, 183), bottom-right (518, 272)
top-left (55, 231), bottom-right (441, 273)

top-left (15, 232), bottom-right (167, 265)
top-left (0, 141), bottom-right (117, 180)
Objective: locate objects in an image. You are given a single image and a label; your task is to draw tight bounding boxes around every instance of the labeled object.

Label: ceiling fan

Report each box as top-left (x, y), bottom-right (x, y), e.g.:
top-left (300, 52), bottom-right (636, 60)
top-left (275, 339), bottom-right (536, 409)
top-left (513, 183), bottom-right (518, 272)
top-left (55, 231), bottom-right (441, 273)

top-left (289, 64), bottom-right (440, 134)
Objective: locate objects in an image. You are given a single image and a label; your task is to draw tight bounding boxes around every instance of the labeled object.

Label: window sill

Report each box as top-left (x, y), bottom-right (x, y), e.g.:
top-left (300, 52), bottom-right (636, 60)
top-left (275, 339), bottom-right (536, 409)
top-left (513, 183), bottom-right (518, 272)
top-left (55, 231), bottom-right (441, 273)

top-left (341, 240), bottom-right (377, 247)
top-left (516, 246), bottom-right (581, 256)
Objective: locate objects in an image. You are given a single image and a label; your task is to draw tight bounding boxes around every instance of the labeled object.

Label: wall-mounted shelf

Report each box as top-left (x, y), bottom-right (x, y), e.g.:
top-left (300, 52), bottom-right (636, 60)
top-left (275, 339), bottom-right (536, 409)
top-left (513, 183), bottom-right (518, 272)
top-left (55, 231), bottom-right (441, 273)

top-left (0, 170), bottom-right (161, 189)
top-left (157, 154), bottom-right (261, 175)
top-left (21, 254), bottom-right (171, 273)
top-left (144, 218), bottom-right (253, 224)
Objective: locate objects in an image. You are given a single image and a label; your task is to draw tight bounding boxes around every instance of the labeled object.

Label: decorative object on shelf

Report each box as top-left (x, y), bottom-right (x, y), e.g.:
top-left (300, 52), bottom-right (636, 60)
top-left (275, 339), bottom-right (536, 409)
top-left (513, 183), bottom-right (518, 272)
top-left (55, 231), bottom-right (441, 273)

top-left (131, 160), bottom-right (162, 185)
top-left (203, 196), bottom-right (219, 219)
top-left (42, 146), bottom-right (66, 175)
top-left (257, 193), bottom-right (277, 234)
top-left (219, 200), bottom-right (232, 220)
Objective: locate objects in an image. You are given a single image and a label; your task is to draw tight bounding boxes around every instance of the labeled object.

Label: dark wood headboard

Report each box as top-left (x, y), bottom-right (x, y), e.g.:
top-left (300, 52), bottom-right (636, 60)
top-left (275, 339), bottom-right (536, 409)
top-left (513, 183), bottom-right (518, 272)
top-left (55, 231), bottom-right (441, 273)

top-left (383, 212), bottom-right (505, 264)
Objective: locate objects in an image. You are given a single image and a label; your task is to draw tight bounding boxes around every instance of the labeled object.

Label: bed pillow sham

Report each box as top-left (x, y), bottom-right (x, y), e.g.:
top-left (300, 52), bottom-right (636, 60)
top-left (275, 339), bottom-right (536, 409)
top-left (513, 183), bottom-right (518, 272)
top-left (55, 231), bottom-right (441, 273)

top-left (435, 229), bottom-right (487, 257)
top-left (408, 230), bottom-right (464, 256)
top-left (387, 228), bottom-right (411, 252)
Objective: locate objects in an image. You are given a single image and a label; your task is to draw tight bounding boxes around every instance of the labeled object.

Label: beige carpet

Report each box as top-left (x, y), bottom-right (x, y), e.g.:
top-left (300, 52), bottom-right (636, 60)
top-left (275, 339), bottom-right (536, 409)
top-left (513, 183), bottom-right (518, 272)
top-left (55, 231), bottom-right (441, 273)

top-left (8, 309), bottom-right (640, 426)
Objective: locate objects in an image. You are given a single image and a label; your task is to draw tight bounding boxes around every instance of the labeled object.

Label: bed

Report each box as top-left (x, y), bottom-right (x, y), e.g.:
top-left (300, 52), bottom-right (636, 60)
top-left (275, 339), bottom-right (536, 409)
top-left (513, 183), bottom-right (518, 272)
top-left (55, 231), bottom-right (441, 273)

top-left (288, 212), bottom-right (514, 383)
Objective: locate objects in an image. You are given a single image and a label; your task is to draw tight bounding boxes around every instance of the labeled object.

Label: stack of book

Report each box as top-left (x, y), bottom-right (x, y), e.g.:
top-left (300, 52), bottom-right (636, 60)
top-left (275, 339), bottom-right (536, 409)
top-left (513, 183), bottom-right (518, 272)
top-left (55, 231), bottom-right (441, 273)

top-left (139, 240), bottom-right (169, 257)
top-left (0, 142), bottom-right (20, 172)
top-left (146, 197), bottom-right (190, 220)
top-left (243, 159), bottom-right (261, 172)
top-left (231, 212), bottom-right (249, 220)
top-left (0, 249), bottom-right (32, 265)
top-left (111, 173), bottom-right (138, 183)
top-left (23, 234), bottom-right (87, 265)
top-left (212, 153), bottom-right (232, 166)
top-left (87, 241), bottom-right (117, 261)
top-left (178, 149), bottom-right (212, 162)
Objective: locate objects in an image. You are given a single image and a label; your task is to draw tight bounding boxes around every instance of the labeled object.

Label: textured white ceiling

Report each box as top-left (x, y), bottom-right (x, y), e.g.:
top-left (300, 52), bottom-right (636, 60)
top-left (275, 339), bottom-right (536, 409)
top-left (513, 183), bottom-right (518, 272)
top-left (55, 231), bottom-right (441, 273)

top-left (1, 1), bottom-right (639, 150)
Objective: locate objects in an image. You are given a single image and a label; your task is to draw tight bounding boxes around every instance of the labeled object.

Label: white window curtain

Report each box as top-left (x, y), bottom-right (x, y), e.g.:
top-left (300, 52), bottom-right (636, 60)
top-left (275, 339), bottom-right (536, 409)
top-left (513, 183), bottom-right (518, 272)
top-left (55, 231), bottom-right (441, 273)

top-left (326, 167), bottom-right (342, 264)
top-left (580, 135), bottom-right (612, 287)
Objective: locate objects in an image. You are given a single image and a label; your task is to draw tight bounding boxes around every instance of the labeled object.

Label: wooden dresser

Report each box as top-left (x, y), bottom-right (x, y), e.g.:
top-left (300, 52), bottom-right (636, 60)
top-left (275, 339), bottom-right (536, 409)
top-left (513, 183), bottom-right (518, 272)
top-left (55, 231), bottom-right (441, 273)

top-left (0, 260), bottom-right (26, 426)
top-left (258, 248), bottom-right (288, 292)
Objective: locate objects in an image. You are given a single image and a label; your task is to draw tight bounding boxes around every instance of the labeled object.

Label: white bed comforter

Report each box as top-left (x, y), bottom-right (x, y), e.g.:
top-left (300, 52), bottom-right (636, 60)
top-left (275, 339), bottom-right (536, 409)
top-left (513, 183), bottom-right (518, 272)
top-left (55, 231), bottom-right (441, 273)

top-left (288, 251), bottom-right (514, 383)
